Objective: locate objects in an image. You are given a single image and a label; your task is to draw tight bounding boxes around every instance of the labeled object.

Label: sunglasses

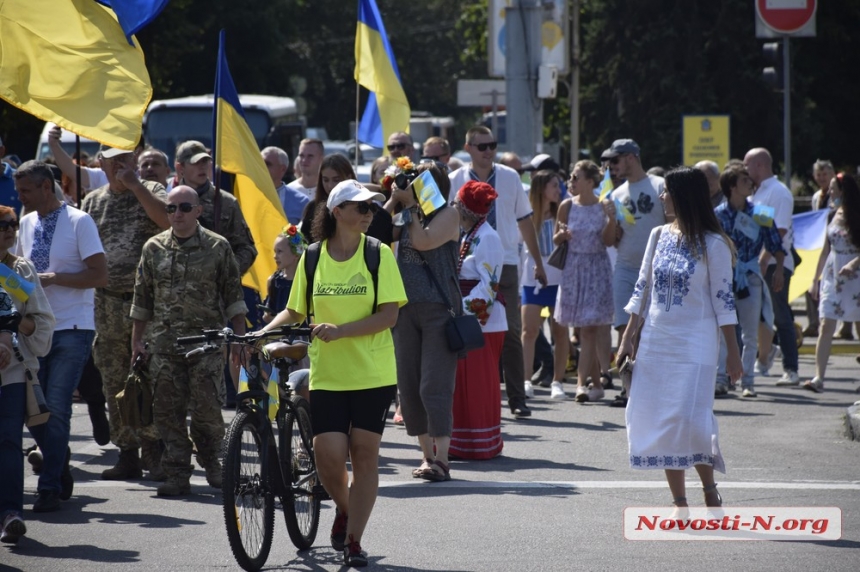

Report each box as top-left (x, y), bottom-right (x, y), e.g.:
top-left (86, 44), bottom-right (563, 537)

top-left (166, 202), bottom-right (197, 214)
top-left (0, 220), bottom-right (19, 231)
top-left (387, 143), bottom-right (408, 151)
top-left (470, 141), bottom-right (498, 152)
top-left (342, 201), bottom-right (379, 215)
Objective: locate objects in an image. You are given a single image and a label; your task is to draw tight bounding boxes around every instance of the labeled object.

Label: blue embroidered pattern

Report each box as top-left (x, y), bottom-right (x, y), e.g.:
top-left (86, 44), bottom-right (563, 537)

top-left (31, 204), bottom-right (65, 273)
top-left (630, 453), bottom-right (716, 469)
top-left (653, 234), bottom-right (696, 309)
top-left (716, 278), bottom-right (736, 312)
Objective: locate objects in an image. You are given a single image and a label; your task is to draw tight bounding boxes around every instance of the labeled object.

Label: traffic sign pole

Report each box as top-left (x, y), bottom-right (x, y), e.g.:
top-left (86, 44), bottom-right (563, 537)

top-left (783, 36), bottom-right (791, 189)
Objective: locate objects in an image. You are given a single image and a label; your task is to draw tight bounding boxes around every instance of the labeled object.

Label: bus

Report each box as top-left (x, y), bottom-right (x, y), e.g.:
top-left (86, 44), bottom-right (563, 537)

top-left (143, 94), bottom-right (305, 169)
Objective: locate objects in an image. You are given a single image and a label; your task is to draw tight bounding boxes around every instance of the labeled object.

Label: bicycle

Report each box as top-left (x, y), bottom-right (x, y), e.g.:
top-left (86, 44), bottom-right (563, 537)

top-left (177, 325), bottom-right (323, 571)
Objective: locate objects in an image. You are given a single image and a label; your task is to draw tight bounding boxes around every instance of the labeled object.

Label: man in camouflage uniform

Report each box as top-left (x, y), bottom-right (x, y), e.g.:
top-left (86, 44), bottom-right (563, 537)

top-left (173, 140), bottom-right (257, 274)
top-left (130, 186), bottom-right (248, 497)
top-left (81, 147), bottom-right (169, 481)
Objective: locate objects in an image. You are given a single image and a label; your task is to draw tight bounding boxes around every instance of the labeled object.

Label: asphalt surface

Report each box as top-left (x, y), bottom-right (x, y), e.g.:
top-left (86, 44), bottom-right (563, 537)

top-left (2, 322), bottom-right (858, 572)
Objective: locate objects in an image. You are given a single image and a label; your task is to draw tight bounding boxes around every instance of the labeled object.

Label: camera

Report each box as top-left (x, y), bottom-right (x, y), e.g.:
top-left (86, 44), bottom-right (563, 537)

top-left (394, 171), bottom-right (417, 190)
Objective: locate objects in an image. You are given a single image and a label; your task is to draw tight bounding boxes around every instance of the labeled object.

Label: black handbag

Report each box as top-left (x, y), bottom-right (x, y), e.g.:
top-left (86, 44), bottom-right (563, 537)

top-left (416, 251), bottom-right (485, 355)
top-left (547, 241), bottom-right (568, 270)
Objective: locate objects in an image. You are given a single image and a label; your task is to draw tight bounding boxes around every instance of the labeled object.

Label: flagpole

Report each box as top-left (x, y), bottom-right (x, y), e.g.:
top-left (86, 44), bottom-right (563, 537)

top-left (354, 14), bottom-right (361, 167)
top-left (212, 30), bottom-right (225, 234)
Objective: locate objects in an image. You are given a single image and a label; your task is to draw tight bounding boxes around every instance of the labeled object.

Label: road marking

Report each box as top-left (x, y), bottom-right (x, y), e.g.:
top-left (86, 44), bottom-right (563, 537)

top-left (38, 479), bottom-right (860, 491)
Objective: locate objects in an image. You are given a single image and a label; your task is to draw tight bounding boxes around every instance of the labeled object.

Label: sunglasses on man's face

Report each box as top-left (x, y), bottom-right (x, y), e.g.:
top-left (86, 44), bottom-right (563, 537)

top-left (166, 202), bottom-right (197, 214)
top-left (387, 143), bottom-right (408, 151)
top-left (470, 141), bottom-right (498, 152)
top-left (342, 201), bottom-right (379, 215)
top-left (0, 220), bottom-right (19, 231)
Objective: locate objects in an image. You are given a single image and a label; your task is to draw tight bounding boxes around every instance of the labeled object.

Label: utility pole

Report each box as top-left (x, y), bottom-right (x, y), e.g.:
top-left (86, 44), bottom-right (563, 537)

top-left (782, 36), bottom-right (791, 189)
top-left (505, 0), bottom-right (544, 158)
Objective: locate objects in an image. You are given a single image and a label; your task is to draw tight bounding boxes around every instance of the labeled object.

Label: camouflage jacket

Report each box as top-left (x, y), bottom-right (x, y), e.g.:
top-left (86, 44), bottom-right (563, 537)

top-left (194, 181), bottom-right (257, 275)
top-left (82, 180), bottom-right (167, 292)
top-left (130, 224), bottom-right (248, 355)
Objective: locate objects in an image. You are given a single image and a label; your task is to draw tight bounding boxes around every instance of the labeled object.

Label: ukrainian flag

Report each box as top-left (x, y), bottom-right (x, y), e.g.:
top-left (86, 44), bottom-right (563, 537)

top-left (212, 30), bottom-right (287, 298)
top-left (0, 264), bottom-right (34, 303)
top-left (355, 0), bottom-right (411, 147)
top-left (0, 0), bottom-right (151, 150)
top-left (788, 208), bottom-right (829, 303)
top-left (596, 169), bottom-right (614, 200)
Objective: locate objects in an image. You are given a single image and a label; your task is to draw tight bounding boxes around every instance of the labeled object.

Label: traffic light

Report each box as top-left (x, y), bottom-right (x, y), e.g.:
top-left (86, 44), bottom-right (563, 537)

top-left (762, 42), bottom-right (781, 88)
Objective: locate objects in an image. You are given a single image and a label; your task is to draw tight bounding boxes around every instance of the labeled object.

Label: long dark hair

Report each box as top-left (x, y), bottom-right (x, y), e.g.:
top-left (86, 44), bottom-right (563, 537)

top-left (313, 155), bottom-right (356, 205)
top-left (311, 203), bottom-right (337, 242)
top-left (665, 167), bottom-right (734, 259)
top-left (836, 172), bottom-right (860, 250)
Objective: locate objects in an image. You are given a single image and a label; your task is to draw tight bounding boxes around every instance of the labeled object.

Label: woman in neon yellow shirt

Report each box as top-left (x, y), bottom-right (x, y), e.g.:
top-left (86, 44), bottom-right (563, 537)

top-left (263, 180), bottom-right (407, 567)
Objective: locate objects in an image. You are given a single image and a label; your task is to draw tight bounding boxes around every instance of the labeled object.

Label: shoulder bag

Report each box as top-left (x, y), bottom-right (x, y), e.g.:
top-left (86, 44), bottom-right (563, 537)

top-left (415, 251), bottom-right (485, 355)
top-left (619, 226), bottom-right (662, 392)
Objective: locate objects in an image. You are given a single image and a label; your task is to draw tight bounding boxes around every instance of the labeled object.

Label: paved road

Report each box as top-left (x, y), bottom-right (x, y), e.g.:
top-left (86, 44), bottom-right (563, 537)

top-left (3, 333), bottom-right (858, 572)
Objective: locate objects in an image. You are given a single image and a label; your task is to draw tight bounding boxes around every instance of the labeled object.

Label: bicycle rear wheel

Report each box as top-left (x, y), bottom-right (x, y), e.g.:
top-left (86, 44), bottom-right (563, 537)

top-left (222, 411), bottom-right (275, 571)
top-left (279, 395), bottom-right (320, 549)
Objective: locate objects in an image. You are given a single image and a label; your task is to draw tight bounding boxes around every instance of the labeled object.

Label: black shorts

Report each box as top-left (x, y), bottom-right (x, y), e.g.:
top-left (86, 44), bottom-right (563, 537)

top-left (309, 385), bottom-right (397, 436)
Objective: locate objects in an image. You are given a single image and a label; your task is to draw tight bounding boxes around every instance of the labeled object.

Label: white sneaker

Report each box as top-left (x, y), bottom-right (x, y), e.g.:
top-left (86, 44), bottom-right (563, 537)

top-left (776, 370), bottom-right (800, 386)
top-left (550, 381), bottom-right (567, 400)
top-left (587, 384), bottom-right (605, 401)
top-left (802, 377), bottom-right (824, 393)
top-left (523, 380), bottom-right (535, 399)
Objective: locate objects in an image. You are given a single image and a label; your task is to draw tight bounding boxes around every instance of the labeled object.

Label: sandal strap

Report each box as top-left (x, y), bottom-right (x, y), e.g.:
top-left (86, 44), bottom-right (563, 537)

top-left (703, 484), bottom-right (719, 492)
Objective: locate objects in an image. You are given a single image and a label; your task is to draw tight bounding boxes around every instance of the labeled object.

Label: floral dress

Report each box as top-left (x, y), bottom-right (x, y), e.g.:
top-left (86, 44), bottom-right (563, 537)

top-left (819, 217), bottom-right (860, 321)
top-left (553, 201), bottom-right (614, 326)
top-left (624, 227), bottom-right (737, 473)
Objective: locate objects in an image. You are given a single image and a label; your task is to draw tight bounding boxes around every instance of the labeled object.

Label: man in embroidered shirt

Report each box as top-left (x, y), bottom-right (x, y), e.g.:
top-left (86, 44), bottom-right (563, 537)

top-left (744, 147), bottom-right (799, 385)
top-left (449, 126), bottom-right (547, 418)
top-left (262, 146), bottom-right (308, 225)
top-left (82, 146), bottom-right (169, 482)
top-left (14, 161), bottom-right (108, 512)
top-left (714, 165), bottom-right (785, 397)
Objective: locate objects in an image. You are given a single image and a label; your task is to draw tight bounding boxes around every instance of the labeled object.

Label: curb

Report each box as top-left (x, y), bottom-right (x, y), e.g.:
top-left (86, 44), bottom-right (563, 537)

top-left (844, 402), bottom-right (860, 442)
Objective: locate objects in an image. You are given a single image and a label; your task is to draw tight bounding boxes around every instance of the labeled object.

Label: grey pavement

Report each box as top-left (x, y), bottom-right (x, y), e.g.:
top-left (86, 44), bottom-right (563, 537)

top-left (2, 321), bottom-right (859, 572)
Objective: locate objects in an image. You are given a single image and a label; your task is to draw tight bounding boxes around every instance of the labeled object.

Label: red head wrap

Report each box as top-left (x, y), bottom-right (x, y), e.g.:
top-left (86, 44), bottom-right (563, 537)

top-left (457, 181), bottom-right (497, 216)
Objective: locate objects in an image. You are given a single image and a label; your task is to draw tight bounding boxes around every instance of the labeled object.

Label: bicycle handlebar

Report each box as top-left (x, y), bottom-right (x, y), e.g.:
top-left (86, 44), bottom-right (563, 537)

top-left (176, 325), bottom-right (314, 347)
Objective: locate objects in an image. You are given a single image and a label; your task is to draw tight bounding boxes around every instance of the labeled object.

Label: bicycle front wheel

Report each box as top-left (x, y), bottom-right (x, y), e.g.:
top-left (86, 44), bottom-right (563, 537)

top-left (279, 395), bottom-right (320, 549)
top-left (222, 411), bottom-right (275, 571)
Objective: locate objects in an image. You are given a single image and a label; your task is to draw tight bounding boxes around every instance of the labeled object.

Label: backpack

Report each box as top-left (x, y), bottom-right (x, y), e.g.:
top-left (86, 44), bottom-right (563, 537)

top-left (304, 236), bottom-right (382, 320)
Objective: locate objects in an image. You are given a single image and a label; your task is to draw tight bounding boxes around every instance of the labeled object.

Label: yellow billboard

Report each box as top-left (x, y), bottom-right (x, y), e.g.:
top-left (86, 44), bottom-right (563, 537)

top-left (682, 115), bottom-right (730, 167)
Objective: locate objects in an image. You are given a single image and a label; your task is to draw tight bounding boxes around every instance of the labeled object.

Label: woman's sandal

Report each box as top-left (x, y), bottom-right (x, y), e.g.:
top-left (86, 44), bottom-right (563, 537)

top-left (599, 372), bottom-right (615, 391)
top-left (703, 484), bottom-right (722, 508)
top-left (672, 496), bottom-right (688, 507)
top-left (412, 458), bottom-right (433, 478)
top-left (419, 460), bottom-right (451, 482)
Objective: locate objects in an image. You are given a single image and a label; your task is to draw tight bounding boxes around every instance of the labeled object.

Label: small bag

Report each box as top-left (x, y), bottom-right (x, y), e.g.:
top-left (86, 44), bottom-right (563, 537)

top-left (25, 370), bottom-right (50, 427)
top-left (547, 241), bottom-right (568, 270)
top-left (416, 251), bottom-right (485, 355)
top-left (115, 354), bottom-right (153, 430)
top-left (445, 313), bottom-right (485, 353)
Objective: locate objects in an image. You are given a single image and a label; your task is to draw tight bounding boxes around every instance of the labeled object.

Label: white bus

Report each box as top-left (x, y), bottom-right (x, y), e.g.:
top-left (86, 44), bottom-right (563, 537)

top-left (143, 94), bottom-right (305, 169)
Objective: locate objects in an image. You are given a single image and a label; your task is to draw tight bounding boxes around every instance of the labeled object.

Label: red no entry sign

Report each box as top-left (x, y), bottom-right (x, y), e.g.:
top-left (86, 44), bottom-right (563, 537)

top-left (756, 0), bottom-right (817, 34)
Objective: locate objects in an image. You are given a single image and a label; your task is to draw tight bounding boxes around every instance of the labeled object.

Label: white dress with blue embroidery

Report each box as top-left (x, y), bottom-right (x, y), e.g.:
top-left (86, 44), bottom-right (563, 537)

top-left (624, 226), bottom-right (737, 473)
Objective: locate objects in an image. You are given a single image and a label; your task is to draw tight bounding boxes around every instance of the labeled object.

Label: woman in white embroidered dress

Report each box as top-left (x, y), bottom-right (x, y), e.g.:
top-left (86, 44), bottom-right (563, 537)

top-left (618, 167), bottom-right (742, 509)
top-left (450, 181), bottom-right (506, 460)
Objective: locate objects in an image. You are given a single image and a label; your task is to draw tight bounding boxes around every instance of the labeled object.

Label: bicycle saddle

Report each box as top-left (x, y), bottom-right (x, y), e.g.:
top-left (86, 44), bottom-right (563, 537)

top-left (263, 341), bottom-right (308, 360)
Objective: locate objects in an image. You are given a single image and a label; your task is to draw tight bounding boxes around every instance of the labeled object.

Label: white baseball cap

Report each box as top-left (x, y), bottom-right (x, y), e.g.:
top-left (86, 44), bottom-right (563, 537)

top-left (326, 179), bottom-right (385, 211)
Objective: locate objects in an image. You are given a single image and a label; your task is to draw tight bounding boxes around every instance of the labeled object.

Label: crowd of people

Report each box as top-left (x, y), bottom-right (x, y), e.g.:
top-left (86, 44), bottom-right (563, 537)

top-left (0, 125), bottom-right (858, 567)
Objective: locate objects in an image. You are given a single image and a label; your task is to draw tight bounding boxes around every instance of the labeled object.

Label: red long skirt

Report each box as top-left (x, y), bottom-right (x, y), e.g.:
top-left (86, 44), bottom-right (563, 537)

top-left (450, 331), bottom-right (505, 460)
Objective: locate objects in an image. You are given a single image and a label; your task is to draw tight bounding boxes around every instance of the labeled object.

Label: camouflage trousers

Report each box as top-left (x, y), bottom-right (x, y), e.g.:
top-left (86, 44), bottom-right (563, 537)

top-left (94, 293), bottom-right (159, 449)
top-left (150, 352), bottom-right (225, 479)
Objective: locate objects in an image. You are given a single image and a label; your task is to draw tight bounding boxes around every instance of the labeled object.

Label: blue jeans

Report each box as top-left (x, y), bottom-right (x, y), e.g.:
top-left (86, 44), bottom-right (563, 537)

top-left (612, 262), bottom-right (640, 329)
top-left (765, 265), bottom-right (798, 372)
top-left (0, 382), bottom-right (25, 520)
top-left (718, 272), bottom-right (764, 389)
top-left (28, 329), bottom-right (95, 493)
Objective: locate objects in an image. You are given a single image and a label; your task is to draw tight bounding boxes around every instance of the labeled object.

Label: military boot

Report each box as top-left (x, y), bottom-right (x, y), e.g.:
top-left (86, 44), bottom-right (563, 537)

top-left (101, 449), bottom-right (143, 480)
top-left (156, 477), bottom-right (191, 497)
top-left (140, 440), bottom-right (167, 482)
top-left (203, 460), bottom-right (222, 489)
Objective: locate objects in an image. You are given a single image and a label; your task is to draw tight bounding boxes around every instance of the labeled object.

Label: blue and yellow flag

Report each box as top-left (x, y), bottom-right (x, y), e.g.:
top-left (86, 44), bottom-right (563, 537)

top-left (596, 169), bottom-right (614, 200)
top-left (0, 0), bottom-right (151, 150)
top-left (355, 0), bottom-right (411, 147)
top-left (788, 208), bottom-right (829, 303)
top-left (0, 265), bottom-right (34, 303)
top-left (412, 171), bottom-right (446, 216)
top-left (212, 30), bottom-right (287, 299)
top-left (95, 0), bottom-right (170, 45)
